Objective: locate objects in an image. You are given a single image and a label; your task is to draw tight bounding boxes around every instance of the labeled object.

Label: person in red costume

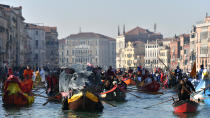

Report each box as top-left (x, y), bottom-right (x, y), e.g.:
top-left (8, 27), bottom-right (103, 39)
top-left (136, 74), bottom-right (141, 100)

top-left (23, 66), bottom-right (33, 80)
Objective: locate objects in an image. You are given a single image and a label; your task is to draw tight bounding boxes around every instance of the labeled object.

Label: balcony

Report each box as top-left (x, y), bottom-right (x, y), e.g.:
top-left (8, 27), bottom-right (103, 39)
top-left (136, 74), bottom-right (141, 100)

top-left (199, 54), bottom-right (208, 58)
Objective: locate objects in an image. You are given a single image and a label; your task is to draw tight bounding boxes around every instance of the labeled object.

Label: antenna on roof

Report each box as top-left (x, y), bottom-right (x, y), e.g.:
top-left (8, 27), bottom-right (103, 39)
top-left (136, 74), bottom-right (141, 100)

top-left (154, 23), bottom-right (157, 33)
top-left (206, 12), bottom-right (208, 18)
top-left (79, 27), bottom-right (81, 33)
top-left (123, 24), bottom-right (125, 35)
top-left (118, 25), bottom-right (120, 36)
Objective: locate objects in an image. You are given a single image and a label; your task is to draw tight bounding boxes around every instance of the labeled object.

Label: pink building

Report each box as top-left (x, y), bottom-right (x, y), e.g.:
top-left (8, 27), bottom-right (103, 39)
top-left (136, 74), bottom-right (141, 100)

top-left (170, 37), bottom-right (180, 69)
top-left (194, 16), bottom-right (210, 71)
top-left (179, 34), bottom-right (190, 72)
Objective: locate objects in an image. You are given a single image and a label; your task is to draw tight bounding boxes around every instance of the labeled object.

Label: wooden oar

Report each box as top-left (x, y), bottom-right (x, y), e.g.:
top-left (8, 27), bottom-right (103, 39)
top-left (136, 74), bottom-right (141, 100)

top-left (126, 90), bottom-right (141, 98)
top-left (143, 97), bottom-right (178, 109)
top-left (42, 93), bottom-right (60, 106)
top-left (101, 100), bottom-right (117, 107)
top-left (33, 93), bottom-right (59, 106)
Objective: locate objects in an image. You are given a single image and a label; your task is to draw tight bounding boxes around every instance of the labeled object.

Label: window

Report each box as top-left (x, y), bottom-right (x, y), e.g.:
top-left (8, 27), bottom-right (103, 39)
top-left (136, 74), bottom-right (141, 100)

top-left (200, 31), bottom-right (208, 40)
top-left (200, 46), bottom-right (208, 54)
top-left (67, 50), bottom-right (69, 55)
top-left (36, 40), bottom-right (38, 48)
top-left (36, 30), bottom-right (38, 35)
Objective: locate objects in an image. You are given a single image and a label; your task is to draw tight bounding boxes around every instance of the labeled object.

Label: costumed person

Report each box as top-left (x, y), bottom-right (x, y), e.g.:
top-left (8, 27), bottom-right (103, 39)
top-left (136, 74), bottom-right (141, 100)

top-left (40, 67), bottom-right (46, 82)
top-left (197, 65), bottom-right (204, 80)
top-left (177, 77), bottom-right (195, 101)
top-left (175, 66), bottom-right (182, 80)
top-left (23, 66), bottom-right (33, 80)
top-left (35, 70), bottom-right (41, 82)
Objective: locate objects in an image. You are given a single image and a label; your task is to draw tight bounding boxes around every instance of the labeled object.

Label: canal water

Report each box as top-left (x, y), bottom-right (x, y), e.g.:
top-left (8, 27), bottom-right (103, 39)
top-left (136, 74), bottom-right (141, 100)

top-left (0, 87), bottom-right (209, 118)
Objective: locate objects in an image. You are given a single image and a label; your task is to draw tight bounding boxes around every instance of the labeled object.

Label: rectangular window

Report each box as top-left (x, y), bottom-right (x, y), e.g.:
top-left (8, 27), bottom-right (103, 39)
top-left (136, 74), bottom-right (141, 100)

top-left (36, 40), bottom-right (38, 48)
top-left (200, 31), bottom-right (208, 40)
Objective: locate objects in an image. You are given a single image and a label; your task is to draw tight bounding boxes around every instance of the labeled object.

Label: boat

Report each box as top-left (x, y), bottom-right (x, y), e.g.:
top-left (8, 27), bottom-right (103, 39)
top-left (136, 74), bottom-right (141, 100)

top-left (173, 100), bottom-right (199, 113)
top-left (100, 84), bottom-right (126, 101)
top-left (62, 91), bottom-right (103, 112)
top-left (2, 75), bottom-right (34, 106)
top-left (122, 78), bottom-right (136, 85)
top-left (137, 81), bottom-right (160, 93)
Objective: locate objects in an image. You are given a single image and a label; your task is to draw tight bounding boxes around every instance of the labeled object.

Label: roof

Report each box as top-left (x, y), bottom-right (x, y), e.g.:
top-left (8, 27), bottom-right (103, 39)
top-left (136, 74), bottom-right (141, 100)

top-left (124, 26), bottom-right (163, 43)
top-left (25, 23), bottom-right (57, 33)
top-left (68, 32), bottom-right (115, 41)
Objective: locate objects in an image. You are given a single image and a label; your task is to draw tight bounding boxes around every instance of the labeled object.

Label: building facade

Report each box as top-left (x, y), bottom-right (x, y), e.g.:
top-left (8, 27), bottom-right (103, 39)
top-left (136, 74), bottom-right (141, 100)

top-left (0, 4), bottom-right (29, 67)
top-left (123, 42), bottom-right (136, 68)
top-left (194, 16), bottom-right (210, 71)
top-left (25, 23), bottom-right (46, 68)
top-left (145, 40), bottom-right (159, 69)
top-left (179, 34), bottom-right (190, 72)
top-left (60, 32), bottom-right (116, 69)
top-left (116, 35), bottom-right (125, 69)
top-left (170, 38), bottom-right (180, 69)
top-left (43, 26), bottom-right (59, 68)
top-left (58, 39), bottom-right (67, 67)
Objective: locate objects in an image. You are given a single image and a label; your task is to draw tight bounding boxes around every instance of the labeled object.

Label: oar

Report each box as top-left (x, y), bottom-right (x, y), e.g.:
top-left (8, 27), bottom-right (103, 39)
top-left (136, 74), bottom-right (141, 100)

top-left (126, 90), bottom-right (141, 98)
top-left (101, 100), bottom-right (117, 107)
top-left (42, 93), bottom-right (61, 106)
top-left (33, 93), bottom-right (59, 105)
top-left (143, 97), bottom-right (178, 109)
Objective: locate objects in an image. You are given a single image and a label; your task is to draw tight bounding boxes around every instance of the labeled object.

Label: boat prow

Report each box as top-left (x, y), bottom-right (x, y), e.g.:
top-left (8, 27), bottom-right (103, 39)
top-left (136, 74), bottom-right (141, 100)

top-left (62, 91), bottom-right (103, 112)
top-left (173, 100), bottom-right (199, 113)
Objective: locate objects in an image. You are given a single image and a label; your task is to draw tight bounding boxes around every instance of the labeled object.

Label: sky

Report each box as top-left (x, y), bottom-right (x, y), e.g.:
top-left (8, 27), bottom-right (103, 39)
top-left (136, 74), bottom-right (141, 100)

top-left (1, 0), bottom-right (210, 39)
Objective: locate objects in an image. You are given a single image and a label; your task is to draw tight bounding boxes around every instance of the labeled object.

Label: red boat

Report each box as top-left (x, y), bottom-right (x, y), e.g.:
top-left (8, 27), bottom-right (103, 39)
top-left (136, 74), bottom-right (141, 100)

top-left (137, 81), bottom-right (160, 92)
top-left (173, 100), bottom-right (199, 113)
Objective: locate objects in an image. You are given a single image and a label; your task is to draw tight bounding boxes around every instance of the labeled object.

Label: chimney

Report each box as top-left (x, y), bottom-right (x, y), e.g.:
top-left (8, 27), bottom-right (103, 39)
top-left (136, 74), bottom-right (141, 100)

top-left (154, 23), bottom-right (157, 33)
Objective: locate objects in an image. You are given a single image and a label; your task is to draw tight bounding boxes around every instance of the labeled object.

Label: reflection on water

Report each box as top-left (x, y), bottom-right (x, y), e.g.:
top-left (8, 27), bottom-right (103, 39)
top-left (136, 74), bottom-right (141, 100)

top-left (0, 88), bottom-right (209, 118)
top-left (173, 111), bottom-right (200, 118)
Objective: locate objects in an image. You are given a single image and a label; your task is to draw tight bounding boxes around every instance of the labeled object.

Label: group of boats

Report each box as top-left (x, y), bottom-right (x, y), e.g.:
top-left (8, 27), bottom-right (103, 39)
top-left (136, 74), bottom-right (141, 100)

top-left (1, 67), bottom-right (210, 115)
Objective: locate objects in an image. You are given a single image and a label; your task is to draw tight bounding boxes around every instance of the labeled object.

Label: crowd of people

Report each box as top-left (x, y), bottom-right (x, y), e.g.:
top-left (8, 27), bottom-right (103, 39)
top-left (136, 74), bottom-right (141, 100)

top-left (0, 63), bottom-right (207, 103)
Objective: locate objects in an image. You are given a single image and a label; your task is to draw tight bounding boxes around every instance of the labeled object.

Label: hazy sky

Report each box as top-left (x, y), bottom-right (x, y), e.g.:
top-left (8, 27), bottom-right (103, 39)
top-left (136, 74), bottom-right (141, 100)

top-left (1, 0), bottom-right (210, 39)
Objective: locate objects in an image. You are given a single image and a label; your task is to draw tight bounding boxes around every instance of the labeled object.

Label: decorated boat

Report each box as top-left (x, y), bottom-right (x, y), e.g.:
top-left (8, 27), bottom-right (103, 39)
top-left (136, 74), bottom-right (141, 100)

top-left (122, 78), bottom-right (136, 85)
top-left (193, 69), bottom-right (210, 104)
top-left (59, 64), bottom-right (104, 111)
top-left (173, 100), bottom-right (199, 113)
top-left (3, 75), bottom-right (34, 106)
top-left (100, 84), bottom-right (126, 101)
top-left (62, 91), bottom-right (103, 112)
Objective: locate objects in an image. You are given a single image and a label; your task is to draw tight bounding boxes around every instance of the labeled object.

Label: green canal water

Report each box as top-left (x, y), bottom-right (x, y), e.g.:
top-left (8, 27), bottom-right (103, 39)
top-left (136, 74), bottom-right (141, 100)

top-left (0, 87), bottom-right (209, 118)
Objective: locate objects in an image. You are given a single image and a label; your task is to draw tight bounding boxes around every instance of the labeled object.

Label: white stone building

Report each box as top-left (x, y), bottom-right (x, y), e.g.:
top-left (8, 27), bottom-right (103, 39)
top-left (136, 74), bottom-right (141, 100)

top-left (116, 35), bottom-right (126, 69)
top-left (60, 32), bottom-right (116, 69)
top-left (58, 39), bottom-right (67, 67)
top-left (145, 40), bottom-right (159, 69)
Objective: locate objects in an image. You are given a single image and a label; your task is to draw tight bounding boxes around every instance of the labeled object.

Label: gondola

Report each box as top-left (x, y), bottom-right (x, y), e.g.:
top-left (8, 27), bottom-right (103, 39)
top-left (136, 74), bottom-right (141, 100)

top-left (137, 81), bottom-right (160, 93)
top-left (62, 91), bottom-right (103, 112)
top-left (173, 100), bottom-right (199, 113)
top-left (100, 84), bottom-right (126, 101)
top-left (3, 75), bottom-right (34, 106)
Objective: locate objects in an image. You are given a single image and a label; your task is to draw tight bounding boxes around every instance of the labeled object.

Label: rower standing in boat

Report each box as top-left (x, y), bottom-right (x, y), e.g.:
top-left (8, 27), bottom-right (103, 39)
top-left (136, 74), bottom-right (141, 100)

top-left (177, 76), bottom-right (195, 101)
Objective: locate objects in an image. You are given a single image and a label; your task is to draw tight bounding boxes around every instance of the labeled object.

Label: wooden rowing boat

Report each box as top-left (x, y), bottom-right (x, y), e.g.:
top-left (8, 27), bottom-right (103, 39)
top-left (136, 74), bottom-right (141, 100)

top-left (62, 91), bottom-right (103, 112)
top-left (3, 75), bottom-right (34, 106)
